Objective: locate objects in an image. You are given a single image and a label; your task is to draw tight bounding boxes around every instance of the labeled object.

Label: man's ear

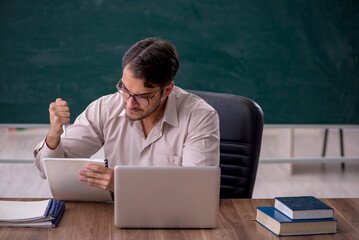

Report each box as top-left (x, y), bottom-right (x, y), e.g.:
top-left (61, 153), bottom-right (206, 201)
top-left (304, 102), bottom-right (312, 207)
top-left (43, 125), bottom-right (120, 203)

top-left (163, 82), bottom-right (174, 97)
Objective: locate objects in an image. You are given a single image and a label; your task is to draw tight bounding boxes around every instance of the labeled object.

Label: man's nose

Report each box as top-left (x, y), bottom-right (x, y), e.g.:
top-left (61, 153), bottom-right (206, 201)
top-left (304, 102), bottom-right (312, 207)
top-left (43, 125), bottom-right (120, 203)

top-left (126, 95), bottom-right (140, 108)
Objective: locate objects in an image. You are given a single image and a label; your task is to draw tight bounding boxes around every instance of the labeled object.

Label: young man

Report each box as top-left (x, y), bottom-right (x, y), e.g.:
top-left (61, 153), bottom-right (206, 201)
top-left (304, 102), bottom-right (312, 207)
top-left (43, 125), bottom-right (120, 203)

top-left (34, 37), bottom-right (219, 192)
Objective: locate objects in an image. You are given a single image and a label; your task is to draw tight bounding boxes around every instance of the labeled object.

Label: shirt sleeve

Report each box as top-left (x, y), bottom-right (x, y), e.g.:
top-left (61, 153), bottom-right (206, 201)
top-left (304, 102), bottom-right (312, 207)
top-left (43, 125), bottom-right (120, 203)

top-left (33, 137), bottom-right (66, 179)
top-left (182, 108), bottom-right (220, 166)
top-left (33, 98), bottom-right (105, 178)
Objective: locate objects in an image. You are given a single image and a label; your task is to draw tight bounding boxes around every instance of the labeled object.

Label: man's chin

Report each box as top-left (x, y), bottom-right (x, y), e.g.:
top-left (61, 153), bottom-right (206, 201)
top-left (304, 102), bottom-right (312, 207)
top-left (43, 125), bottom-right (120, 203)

top-left (125, 110), bottom-right (147, 121)
top-left (125, 113), bottom-right (142, 121)
top-left (125, 100), bottom-right (161, 121)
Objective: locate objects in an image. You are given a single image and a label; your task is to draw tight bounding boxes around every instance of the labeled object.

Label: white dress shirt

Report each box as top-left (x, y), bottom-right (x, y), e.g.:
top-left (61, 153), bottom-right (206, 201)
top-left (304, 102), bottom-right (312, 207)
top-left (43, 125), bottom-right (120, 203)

top-left (34, 86), bottom-right (220, 178)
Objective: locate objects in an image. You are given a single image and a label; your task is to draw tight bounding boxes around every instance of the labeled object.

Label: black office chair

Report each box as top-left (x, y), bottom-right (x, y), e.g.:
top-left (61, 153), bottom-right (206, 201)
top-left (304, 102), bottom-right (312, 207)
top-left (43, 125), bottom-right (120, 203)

top-left (187, 90), bottom-right (264, 198)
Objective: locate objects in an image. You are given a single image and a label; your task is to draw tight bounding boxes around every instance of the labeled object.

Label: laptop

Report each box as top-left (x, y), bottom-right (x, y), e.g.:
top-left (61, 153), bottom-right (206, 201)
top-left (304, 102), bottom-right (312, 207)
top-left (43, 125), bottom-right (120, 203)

top-left (114, 166), bottom-right (220, 228)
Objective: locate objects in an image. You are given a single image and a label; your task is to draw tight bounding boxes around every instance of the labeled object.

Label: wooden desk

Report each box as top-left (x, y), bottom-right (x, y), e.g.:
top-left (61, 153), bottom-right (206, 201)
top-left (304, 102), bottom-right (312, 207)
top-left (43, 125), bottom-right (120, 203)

top-left (1, 198), bottom-right (358, 240)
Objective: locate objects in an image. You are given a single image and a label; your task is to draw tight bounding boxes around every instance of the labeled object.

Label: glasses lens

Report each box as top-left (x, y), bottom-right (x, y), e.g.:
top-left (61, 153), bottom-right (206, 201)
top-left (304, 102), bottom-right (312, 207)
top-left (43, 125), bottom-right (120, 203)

top-left (120, 89), bottom-right (130, 99)
top-left (135, 97), bottom-right (149, 106)
top-left (120, 88), bottom-right (149, 106)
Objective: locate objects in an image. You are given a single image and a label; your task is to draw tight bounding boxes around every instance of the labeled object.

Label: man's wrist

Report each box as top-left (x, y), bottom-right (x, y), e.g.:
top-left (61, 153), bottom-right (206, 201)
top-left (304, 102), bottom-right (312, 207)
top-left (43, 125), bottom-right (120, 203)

top-left (46, 132), bottom-right (61, 150)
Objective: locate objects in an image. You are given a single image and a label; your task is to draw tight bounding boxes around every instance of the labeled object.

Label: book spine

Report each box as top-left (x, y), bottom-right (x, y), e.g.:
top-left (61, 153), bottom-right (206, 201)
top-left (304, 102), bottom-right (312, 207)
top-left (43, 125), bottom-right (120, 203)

top-left (52, 204), bottom-right (66, 228)
top-left (44, 199), bottom-right (54, 217)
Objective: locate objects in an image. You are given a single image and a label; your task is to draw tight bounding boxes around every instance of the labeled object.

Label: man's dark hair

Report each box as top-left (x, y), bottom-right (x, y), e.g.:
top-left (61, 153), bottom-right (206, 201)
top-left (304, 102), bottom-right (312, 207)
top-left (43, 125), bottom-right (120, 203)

top-left (122, 37), bottom-right (179, 88)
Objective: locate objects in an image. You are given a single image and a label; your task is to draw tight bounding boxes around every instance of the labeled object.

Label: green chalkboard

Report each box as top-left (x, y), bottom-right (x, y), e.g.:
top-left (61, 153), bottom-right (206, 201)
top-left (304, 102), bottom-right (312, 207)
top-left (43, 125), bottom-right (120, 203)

top-left (1, 0), bottom-right (358, 124)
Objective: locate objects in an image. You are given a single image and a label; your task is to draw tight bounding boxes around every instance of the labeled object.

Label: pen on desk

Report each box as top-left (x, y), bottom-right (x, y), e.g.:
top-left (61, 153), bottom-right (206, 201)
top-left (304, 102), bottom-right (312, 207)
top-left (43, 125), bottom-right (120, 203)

top-left (63, 125), bottom-right (67, 137)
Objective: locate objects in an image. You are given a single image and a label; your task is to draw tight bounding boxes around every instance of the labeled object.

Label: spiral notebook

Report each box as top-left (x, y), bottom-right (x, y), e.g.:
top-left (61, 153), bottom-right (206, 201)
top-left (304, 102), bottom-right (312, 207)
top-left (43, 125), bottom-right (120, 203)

top-left (42, 158), bottom-right (112, 202)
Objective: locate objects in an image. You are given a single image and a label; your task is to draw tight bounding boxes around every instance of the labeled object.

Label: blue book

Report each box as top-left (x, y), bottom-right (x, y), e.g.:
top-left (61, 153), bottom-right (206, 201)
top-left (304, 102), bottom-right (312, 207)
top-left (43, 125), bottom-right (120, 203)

top-left (275, 196), bottom-right (334, 219)
top-left (256, 207), bottom-right (337, 236)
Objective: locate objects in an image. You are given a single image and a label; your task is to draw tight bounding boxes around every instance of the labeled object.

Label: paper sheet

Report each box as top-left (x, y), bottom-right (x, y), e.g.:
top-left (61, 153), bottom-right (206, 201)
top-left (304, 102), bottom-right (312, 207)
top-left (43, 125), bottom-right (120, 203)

top-left (0, 199), bottom-right (50, 221)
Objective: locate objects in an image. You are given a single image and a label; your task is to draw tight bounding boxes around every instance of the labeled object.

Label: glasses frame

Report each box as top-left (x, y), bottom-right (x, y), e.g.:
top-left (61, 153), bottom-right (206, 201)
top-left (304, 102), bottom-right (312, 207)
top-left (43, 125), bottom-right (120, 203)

top-left (116, 79), bottom-right (164, 106)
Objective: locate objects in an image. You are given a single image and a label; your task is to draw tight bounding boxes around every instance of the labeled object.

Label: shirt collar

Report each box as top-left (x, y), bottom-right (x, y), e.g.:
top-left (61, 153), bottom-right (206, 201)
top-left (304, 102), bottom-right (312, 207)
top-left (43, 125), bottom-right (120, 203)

top-left (162, 87), bottom-right (179, 128)
top-left (119, 107), bottom-right (126, 117)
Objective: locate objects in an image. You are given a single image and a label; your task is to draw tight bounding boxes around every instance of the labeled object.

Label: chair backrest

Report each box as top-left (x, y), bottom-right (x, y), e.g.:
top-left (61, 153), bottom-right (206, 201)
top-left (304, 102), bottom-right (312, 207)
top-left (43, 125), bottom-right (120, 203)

top-left (187, 90), bottom-right (264, 198)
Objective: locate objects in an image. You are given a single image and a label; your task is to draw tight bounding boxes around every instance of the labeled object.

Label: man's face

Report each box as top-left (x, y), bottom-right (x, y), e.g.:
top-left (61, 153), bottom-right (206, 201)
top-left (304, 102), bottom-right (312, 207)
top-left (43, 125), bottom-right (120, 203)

top-left (121, 66), bottom-right (164, 121)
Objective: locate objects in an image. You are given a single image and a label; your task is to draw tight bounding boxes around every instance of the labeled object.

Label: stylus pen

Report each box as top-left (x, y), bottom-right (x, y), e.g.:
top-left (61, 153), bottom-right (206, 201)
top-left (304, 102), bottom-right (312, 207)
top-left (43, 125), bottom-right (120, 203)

top-left (63, 125), bottom-right (67, 137)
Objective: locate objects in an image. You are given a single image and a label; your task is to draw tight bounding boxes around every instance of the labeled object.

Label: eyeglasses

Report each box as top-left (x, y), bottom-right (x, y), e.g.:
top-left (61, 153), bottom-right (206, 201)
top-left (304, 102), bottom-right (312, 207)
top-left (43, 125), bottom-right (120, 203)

top-left (116, 79), bottom-right (164, 106)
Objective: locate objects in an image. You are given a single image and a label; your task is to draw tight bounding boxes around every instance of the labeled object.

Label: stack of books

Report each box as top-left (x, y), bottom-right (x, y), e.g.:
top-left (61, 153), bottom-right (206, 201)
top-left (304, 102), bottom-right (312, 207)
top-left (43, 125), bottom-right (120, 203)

top-left (256, 196), bottom-right (337, 236)
top-left (0, 199), bottom-right (65, 228)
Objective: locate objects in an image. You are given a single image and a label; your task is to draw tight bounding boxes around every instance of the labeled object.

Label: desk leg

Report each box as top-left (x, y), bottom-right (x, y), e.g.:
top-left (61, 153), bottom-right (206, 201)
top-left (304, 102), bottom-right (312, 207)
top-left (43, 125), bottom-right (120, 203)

top-left (340, 129), bottom-right (345, 171)
top-left (322, 128), bottom-right (345, 171)
top-left (322, 129), bottom-right (329, 157)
